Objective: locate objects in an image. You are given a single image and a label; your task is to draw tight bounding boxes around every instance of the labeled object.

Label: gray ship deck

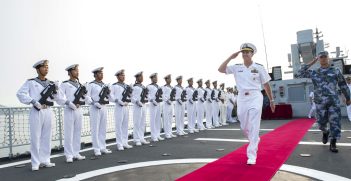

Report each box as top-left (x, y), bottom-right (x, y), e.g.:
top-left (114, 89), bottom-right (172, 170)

top-left (1, 119), bottom-right (351, 181)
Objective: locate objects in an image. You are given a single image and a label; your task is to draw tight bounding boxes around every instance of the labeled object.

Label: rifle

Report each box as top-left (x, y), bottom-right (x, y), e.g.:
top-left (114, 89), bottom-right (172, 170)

top-left (203, 91), bottom-right (207, 101)
top-left (170, 88), bottom-right (176, 101)
top-left (192, 90), bottom-right (198, 101)
top-left (141, 87), bottom-right (149, 103)
top-left (35, 82), bottom-right (57, 111)
top-left (122, 85), bottom-right (132, 103)
top-left (73, 84), bottom-right (87, 105)
top-left (98, 85), bottom-right (110, 104)
top-left (181, 90), bottom-right (187, 102)
top-left (211, 90), bottom-right (215, 100)
top-left (155, 88), bottom-right (163, 103)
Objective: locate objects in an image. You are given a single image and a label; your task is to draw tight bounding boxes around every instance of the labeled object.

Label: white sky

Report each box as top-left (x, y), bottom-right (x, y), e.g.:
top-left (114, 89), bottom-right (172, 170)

top-left (0, 0), bottom-right (350, 106)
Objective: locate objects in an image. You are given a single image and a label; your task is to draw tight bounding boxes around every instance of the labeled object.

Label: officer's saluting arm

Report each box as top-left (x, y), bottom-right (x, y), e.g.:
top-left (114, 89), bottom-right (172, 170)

top-left (218, 51), bottom-right (242, 73)
top-left (336, 69), bottom-right (351, 102)
top-left (296, 57), bottom-right (318, 78)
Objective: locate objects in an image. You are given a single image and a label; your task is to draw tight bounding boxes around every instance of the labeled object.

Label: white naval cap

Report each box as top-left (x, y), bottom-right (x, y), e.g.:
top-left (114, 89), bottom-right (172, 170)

top-left (92, 67), bottom-right (104, 73)
top-left (176, 75), bottom-right (183, 80)
top-left (219, 83), bottom-right (224, 86)
top-left (134, 71), bottom-right (143, 77)
top-left (65, 64), bottom-right (79, 71)
top-left (187, 77), bottom-right (193, 82)
top-left (164, 74), bottom-right (171, 79)
top-left (149, 73), bottom-right (157, 78)
top-left (115, 69), bottom-right (125, 76)
top-left (240, 43), bottom-right (257, 54)
top-left (33, 60), bottom-right (49, 69)
top-left (196, 78), bottom-right (203, 83)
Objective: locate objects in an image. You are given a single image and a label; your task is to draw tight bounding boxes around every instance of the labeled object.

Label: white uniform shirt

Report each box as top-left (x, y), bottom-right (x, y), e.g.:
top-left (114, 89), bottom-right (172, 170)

top-left (110, 82), bottom-right (127, 106)
top-left (309, 92), bottom-right (314, 100)
top-left (17, 77), bottom-right (57, 105)
top-left (226, 62), bottom-right (271, 92)
top-left (196, 87), bottom-right (206, 102)
top-left (86, 80), bottom-right (108, 105)
top-left (147, 83), bottom-right (159, 105)
top-left (174, 85), bottom-right (184, 101)
top-left (205, 87), bottom-right (212, 102)
top-left (186, 86), bottom-right (196, 102)
top-left (211, 89), bottom-right (219, 102)
top-left (57, 80), bottom-right (83, 106)
top-left (162, 85), bottom-right (172, 103)
top-left (219, 90), bottom-right (227, 104)
top-left (132, 83), bottom-right (144, 105)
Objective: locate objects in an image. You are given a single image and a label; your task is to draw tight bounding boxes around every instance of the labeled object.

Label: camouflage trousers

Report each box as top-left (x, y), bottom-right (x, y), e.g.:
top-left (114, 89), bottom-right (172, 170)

top-left (315, 96), bottom-right (341, 140)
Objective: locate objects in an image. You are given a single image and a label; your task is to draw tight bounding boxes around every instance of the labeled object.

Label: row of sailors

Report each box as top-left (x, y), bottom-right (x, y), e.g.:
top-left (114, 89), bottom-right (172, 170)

top-left (16, 60), bottom-right (238, 171)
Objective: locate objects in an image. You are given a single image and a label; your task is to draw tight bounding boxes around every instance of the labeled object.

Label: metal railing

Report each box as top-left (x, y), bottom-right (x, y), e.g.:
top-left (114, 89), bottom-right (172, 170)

top-left (0, 104), bottom-right (166, 158)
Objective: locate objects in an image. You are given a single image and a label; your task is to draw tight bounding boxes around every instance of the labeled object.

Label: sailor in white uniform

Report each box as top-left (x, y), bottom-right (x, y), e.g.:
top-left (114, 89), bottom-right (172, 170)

top-left (147, 73), bottom-right (164, 142)
top-left (211, 81), bottom-right (221, 127)
top-left (308, 91), bottom-right (316, 119)
top-left (109, 69), bottom-right (133, 151)
top-left (86, 67), bottom-right (112, 156)
top-left (132, 71), bottom-right (150, 146)
top-left (185, 77), bottom-right (198, 133)
top-left (174, 76), bottom-right (187, 135)
top-left (226, 88), bottom-right (236, 123)
top-left (218, 43), bottom-right (275, 165)
top-left (219, 83), bottom-right (228, 126)
top-left (16, 60), bottom-right (58, 171)
top-left (57, 64), bottom-right (86, 163)
top-left (204, 80), bottom-right (213, 129)
top-left (196, 79), bottom-right (206, 130)
top-left (162, 74), bottom-right (176, 138)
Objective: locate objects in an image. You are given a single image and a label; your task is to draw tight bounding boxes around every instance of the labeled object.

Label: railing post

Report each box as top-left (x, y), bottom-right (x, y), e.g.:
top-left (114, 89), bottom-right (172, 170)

top-left (8, 108), bottom-right (13, 158)
top-left (57, 107), bottom-right (63, 149)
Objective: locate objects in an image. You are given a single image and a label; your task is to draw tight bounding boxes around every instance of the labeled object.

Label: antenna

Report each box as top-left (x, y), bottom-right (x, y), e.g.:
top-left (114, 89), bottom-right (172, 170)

top-left (258, 4), bottom-right (269, 70)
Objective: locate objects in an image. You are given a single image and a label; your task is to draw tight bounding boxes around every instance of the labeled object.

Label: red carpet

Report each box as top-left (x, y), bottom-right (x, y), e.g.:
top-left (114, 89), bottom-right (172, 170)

top-left (177, 119), bottom-right (315, 181)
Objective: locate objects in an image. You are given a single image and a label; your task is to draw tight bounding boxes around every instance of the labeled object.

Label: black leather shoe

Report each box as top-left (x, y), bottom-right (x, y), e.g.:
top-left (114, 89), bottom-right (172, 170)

top-left (322, 131), bottom-right (329, 144)
top-left (330, 139), bottom-right (338, 153)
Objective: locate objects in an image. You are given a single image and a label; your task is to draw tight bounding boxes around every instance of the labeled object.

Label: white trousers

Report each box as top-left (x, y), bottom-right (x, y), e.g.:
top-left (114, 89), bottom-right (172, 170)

top-left (237, 91), bottom-right (263, 160)
top-left (347, 105), bottom-right (351, 121)
top-left (175, 102), bottom-right (185, 134)
top-left (196, 101), bottom-right (206, 129)
top-left (114, 105), bottom-right (129, 147)
top-left (64, 107), bottom-right (82, 159)
top-left (149, 103), bottom-right (161, 140)
top-left (219, 102), bottom-right (227, 124)
top-left (187, 101), bottom-right (197, 131)
top-left (163, 102), bottom-right (173, 136)
top-left (227, 104), bottom-right (234, 123)
top-left (308, 103), bottom-right (316, 118)
top-left (212, 101), bottom-right (220, 126)
top-left (205, 102), bottom-right (213, 128)
top-left (90, 106), bottom-right (107, 153)
top-left (133, 105), bottom-right (146, 142)
top-left (29, 108), bottom-right (53, 167)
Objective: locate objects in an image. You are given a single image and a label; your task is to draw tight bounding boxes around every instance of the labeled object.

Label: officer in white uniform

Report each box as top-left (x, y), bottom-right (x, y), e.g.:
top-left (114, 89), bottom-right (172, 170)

top-left (147, 73), bottom-right (164, 142)
top-left (219, 83), bottom-right (228, 126)
top-left (211, 81), bottom-right (221, 127)
top-left (57, 64), bottom-right (86, 163)
top-left (162, 74), bottom-right (176, 138)
top-left (109, 69), bottom-right (133, 151)
top-left (16, 60), bottom-right (58, 171)
top-left (204, 80), bottom-right (213, 129)
top-left (196, 79), bottom-right (206, 130)
top-left (132, 71), bottom-right (150, 146)
top-left (218, 43), bottom-right (275, 165)
top-left (185, 77), bottom-right (198, 133)
top-left (346, 77), bottom-right (351, 122)
top-left (174, 76), bottom-right (187, 135)
top-left (86, 67), bottom-right (112, 156)
top-left (308, 91), bottom-right (316, 119)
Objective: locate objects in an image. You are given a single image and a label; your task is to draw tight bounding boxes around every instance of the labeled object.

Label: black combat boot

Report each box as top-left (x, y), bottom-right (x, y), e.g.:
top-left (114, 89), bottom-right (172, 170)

top-left (329, 139), bottom-right (338, 153)
top-left (322, 131), bottom-right (329, 144)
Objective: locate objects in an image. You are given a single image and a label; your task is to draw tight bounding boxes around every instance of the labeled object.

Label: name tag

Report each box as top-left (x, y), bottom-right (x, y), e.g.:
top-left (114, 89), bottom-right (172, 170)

top-left (251, 69), bottom-right (258, 73)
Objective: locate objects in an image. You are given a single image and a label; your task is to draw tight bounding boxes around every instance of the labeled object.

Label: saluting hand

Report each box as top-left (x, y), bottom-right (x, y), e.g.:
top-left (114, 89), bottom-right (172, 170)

top-left (229, 51), bottom-right (242, 60)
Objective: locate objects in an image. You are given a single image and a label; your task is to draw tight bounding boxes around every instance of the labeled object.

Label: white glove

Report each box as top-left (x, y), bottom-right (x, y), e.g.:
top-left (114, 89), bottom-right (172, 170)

top-left (94, 102), bottom-right (102, 109)
top-left (68, 102), bottom-right (77, 110)
top-left (137, 101), bottom-right (143, 107)
top-left (33, 102), bottom-right (42, 110)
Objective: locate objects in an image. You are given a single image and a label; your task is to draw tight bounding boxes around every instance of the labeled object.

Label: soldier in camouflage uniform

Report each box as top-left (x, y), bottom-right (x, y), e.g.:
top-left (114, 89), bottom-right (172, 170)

top-left (297, 51), bottom-right (351, 153)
